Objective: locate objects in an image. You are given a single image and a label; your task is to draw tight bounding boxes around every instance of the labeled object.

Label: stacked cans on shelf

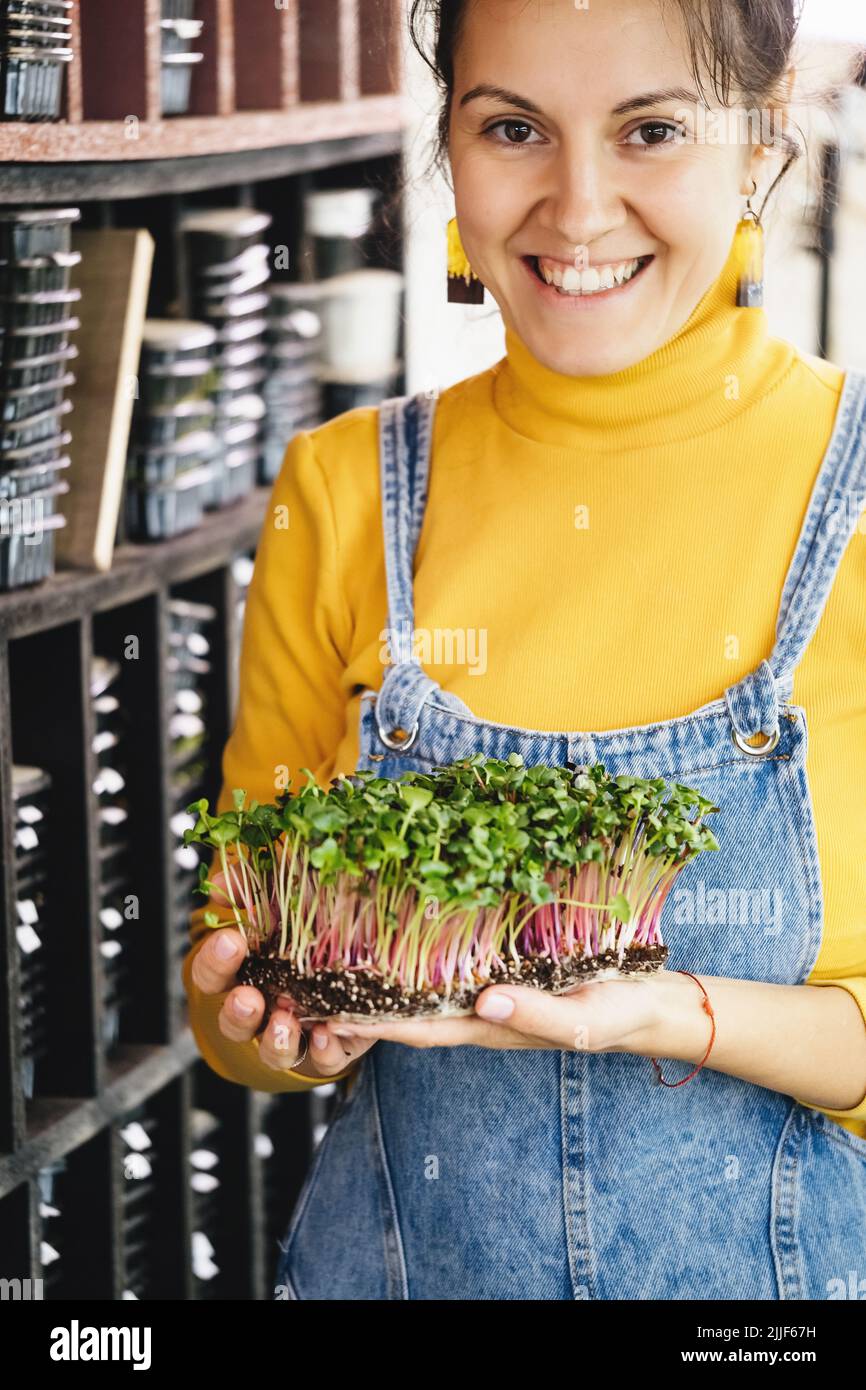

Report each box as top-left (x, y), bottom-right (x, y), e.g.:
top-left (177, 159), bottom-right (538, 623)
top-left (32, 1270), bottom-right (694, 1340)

top-left (0, 0), bottom-right (73, 122)
top-left (160, 0), bottom-right (204, 117)
top-left (13, 762), bottom-right (51, 1101)
top-left (304, 188), bottom-right (404, 416)
top-left (91, 655), bottom-right (133, 1054)
top-left (261, 282), bottom-right (324, 483)
top-left (181, 208), bottom-right (271, 486)
top-left (126, 319), bottom-right (221, 541)
top-left (0, 206), bottom-right (79, 587)
top-left (167, 597), bottom-right (215, 992)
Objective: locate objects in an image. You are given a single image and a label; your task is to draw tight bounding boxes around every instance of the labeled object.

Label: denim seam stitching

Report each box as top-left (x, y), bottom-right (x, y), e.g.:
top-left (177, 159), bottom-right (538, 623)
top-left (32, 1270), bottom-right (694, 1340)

top-left (277, 1122), bottom-right (341, 1296)
top-left (771, 1103), bottom-right (805, 1300)
top-left (561, 1051), bottom-right (596, 1299)
top-left (370, 1050), bottom-right (410, 1299)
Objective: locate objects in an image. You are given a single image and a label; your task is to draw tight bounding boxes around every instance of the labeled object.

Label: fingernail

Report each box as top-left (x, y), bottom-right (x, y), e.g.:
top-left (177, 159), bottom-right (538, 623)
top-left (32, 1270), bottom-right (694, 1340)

top-left (477, 992), bottom-right (514, 1020)
top-left (331, 1027), bottom-right (356, 1038)
top-left (214, 934), bottom-right (237, 960)
top-left (233, 997), bottom-right (255, 1017)
top-left (312, 1028), bottom-right (329, 1050)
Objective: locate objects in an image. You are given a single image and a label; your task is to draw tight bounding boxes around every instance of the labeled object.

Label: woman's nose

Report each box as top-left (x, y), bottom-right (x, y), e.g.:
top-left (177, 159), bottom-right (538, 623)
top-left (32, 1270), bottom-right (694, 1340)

top-left (537, 138), bottom-right (626, 251)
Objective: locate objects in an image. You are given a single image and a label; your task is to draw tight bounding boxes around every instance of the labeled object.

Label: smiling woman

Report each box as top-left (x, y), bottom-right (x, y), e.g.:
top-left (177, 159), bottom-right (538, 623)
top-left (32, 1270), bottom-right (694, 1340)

top-left (183, 0), bottom-right (866, 1304)
top-left (431, 0), bottom-right (805, 374)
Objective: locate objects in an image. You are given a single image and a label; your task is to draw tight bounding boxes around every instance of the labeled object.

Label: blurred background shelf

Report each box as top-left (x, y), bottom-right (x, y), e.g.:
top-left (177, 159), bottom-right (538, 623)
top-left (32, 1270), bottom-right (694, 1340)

top-left (0, 0), bottom-right (406, 1302)
top-left (0, 486), bottom-right (269, 638)
top-left (0, 124), bottom-right (405, 201)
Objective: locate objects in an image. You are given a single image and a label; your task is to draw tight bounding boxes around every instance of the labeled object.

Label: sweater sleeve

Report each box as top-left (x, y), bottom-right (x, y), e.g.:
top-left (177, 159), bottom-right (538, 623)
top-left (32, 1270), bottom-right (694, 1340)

top-left (795, 977), bottom-right (866, 1126)
top-left (181, 427), bottom-right (360, 1093)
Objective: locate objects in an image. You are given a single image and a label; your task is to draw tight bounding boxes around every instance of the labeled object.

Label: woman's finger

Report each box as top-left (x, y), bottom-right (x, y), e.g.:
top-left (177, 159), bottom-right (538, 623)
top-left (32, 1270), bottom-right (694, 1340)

top-left (258, 1009), bottom-right (307, 1071)
top-left (191, 927), bottom-right (247, 994)
top-left (330, 1012), bottom-right (513, 1048)
top-left (218, 984), bottom-right (266, 1042)
top-left (305, 1022), bottom-right (378, 1074)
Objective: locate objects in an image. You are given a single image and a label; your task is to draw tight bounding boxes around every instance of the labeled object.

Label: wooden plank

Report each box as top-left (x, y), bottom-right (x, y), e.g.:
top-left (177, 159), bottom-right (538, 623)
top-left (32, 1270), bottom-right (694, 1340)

top-left (57, 228), bottom-right (155, 574)
top-left (0, 1034), bottom-right (200, 1196)
top-left (0, 127), bottom-right (403, 203)
top-left (0, 488), bottom-right (270, 641)
top-left (79, 0), bottom-right (161, 123)
top-left (233, 0), bottom-right (298, 111)
top-left (64, 0), bottom-right (84, 123)
top-left (299, 0), bottom-right (346, 102)
top-left (339, 0), bottom-right (362, 103)
top-left (0, 97), bottom-right (406, 165)
top-left (191, 0), bottom-right (237, 118)
top-left (359, 0), bottom-right (403, 96)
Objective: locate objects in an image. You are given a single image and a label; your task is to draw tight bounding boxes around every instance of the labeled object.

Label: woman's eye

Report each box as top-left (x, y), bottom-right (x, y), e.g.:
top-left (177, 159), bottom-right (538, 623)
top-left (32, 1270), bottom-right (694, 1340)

top-left (624, 120), bottom-right (686, 148)
top-left (482, 119), bottom-right (542, 146)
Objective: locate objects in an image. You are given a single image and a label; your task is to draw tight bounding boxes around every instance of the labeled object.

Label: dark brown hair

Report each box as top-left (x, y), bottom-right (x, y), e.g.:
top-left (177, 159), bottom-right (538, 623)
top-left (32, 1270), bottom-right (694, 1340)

top-left (407, 0), bottom-right (811, 217)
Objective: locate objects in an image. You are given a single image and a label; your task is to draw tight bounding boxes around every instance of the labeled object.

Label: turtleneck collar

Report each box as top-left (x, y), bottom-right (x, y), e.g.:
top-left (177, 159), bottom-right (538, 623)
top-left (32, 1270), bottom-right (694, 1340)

top-left (491, 234), bottom-right (796, 453)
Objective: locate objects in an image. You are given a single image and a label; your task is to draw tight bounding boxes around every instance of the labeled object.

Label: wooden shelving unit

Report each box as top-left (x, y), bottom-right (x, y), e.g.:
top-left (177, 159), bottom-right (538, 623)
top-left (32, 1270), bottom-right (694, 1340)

top-left (0, 0), bottom-right (403, 153)
top-left (0, 0), bottom-right (406, 199)
top-left (0, 0), bottom-right (409, 1300)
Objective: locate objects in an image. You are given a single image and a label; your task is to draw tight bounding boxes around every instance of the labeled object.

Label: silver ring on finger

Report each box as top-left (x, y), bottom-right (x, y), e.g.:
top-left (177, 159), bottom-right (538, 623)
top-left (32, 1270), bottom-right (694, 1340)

top-left (293, 1030), bottom-right (309, 1068)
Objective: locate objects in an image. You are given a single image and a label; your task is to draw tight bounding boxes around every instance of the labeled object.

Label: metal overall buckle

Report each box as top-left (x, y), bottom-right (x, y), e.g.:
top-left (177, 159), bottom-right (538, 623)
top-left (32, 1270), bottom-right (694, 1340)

top-left (376, 720), bottom-right (420, 751)
top-left (731, 726), bottom-right (781, 756)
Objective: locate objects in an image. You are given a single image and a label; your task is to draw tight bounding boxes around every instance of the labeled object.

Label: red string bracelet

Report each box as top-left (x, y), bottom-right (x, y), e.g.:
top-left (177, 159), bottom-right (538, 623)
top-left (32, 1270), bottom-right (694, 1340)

top-left (650, 969), bottom-right (716, 1087)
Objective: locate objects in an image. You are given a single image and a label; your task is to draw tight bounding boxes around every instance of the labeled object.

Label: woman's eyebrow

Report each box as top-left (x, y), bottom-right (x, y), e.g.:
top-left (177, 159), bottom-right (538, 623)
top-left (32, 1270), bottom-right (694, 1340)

top-left (459, 83), bottom-right (705, 117)
top-left (611, 86), bottom-right (705, 115)
top-left (459, 84), bottom-right (544, 114)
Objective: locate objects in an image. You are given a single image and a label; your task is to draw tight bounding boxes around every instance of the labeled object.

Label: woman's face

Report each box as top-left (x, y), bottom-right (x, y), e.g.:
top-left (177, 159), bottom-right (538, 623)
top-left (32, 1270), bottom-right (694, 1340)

top-left (448, 0), bottom-right (779, 376)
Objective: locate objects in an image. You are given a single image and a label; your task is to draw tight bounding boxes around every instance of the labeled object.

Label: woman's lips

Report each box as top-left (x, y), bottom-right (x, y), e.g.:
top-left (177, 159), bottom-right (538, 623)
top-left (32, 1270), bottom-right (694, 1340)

top-left (521, 253), bottom-right (655, 307)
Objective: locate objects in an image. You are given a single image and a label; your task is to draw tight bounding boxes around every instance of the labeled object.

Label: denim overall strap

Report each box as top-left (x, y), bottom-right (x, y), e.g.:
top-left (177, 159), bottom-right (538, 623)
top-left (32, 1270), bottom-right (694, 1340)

top-left (374, 392), bottom-right (441, 744)
top-left (724, 368), bottom-right (866, 741)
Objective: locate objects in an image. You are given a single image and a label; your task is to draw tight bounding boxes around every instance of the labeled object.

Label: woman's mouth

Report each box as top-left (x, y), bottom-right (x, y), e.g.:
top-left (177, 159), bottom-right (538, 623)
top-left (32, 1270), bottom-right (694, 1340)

top-left (522, 253), bottom-right (655, 304)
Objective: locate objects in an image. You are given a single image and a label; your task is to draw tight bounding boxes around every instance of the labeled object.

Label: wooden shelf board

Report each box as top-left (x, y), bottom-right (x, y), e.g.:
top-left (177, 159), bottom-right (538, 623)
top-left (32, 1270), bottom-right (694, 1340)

top-left (0, 1032), bottom-right (201, 1196)
top-left (0, 128), bottom-right (403, 202)
top-left (0, 95), bottom-right (407, 162)
top-left (0, 486), bottom-right (270, 640)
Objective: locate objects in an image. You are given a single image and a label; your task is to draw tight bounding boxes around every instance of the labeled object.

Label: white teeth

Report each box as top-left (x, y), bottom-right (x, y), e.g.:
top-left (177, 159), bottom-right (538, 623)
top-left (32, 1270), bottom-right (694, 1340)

top-left (538, 256), bottom-right (644, 296)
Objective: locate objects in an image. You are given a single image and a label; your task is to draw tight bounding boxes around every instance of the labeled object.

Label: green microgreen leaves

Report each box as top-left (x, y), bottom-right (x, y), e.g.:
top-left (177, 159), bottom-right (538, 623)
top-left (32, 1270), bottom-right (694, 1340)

top-left (184, 755), bottom-right (719, 995)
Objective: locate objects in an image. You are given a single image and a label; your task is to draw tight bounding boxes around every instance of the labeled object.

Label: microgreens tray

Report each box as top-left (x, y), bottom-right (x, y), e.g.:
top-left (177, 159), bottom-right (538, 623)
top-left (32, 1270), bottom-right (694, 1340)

top-left (184, 753), bottom-right (720, 1023)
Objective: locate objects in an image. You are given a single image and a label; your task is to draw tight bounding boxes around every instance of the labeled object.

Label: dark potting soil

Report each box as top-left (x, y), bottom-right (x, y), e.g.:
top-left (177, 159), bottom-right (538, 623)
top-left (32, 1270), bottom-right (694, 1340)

top-left (237, 943), bottom-right (669, 1021)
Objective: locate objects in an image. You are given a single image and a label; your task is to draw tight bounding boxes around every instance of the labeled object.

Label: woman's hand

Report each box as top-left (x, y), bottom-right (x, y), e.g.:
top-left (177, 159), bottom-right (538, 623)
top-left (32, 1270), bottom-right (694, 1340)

top-left (190, 926), bottom-right (378, 1079)
top-left (326, 975), bottom-right (664, 1054)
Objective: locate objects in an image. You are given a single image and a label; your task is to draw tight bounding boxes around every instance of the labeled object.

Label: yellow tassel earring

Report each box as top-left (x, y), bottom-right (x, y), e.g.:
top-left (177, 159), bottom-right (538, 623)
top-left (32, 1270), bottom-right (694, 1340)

top-left (734, 179), bottom-right (764, 308)
top-left (446, 215), bottom-right (485, 303)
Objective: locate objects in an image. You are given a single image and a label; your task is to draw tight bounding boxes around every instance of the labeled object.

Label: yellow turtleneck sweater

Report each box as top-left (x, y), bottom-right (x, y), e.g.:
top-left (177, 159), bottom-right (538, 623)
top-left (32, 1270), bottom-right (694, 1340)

top-left (182, 238), bottom-right (866, 1139)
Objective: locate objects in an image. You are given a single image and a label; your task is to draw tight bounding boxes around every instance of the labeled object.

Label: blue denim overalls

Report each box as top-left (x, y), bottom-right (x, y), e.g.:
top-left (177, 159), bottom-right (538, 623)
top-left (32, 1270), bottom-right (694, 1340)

top-left (276, 373), bottom-right (866, 1300)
